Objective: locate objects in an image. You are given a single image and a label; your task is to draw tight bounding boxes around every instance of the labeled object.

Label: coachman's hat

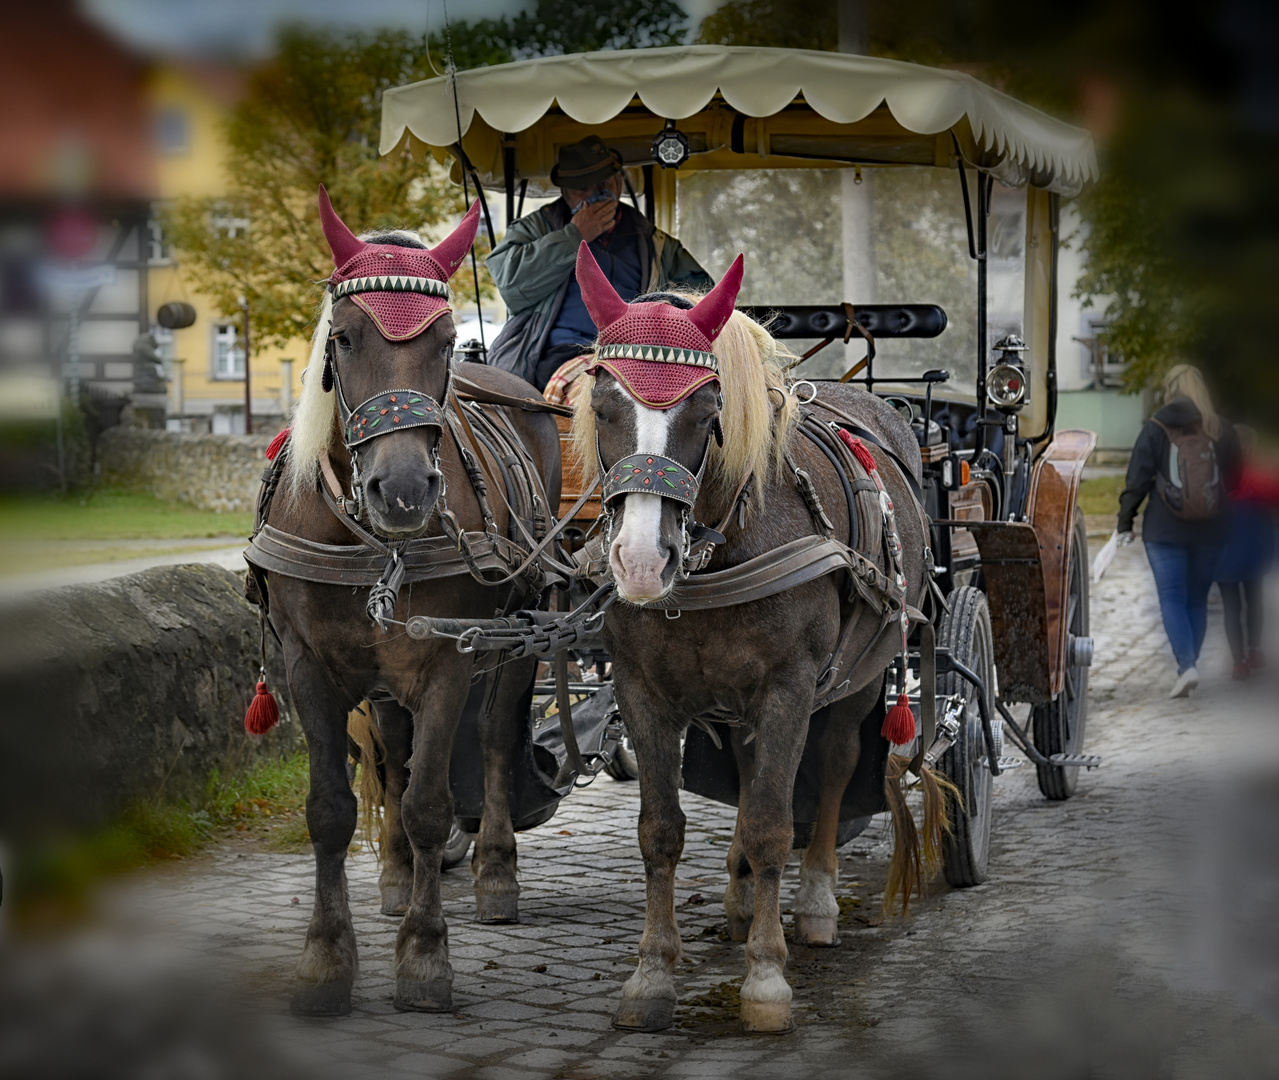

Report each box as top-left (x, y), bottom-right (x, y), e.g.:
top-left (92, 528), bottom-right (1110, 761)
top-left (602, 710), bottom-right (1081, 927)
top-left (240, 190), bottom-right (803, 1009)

top-left (551, 135), bottom-right (623, 189)
top-left (577, 242), bottom-right (745, 409)
top-left (318, 185), bottom-right (480, 341)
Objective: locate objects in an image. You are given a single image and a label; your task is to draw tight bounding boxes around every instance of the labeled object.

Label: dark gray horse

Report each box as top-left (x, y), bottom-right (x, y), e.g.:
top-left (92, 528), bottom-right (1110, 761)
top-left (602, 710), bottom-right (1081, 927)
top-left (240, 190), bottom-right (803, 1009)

top-left (568, 247), bottom-right (928, 1033)
top-left (254, 192), bottom-right (560, 1016)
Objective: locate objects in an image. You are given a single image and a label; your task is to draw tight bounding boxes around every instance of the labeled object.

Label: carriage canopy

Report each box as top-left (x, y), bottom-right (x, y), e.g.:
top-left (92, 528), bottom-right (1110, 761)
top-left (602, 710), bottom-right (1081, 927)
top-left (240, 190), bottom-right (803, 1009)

top-left (380, 46), bottom-right (1097, 197)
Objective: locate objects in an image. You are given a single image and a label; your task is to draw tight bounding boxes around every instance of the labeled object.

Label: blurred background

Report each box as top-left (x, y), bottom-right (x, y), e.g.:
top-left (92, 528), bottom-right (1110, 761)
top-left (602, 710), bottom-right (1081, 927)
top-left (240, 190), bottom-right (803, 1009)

top-left (0, 1), bottom-right (1276, 1074)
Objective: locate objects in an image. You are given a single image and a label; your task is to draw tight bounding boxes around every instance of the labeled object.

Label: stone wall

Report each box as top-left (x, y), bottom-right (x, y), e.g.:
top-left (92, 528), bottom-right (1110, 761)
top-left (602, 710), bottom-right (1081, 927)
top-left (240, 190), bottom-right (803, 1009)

top-left (98, 427), bottom-right (274, 514)
top-left (0, 565), bottom-right (297, 838)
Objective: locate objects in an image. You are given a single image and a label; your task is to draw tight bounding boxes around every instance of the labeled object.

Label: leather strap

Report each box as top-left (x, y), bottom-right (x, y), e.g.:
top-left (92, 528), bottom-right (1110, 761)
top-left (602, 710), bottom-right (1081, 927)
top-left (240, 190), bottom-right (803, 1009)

top-left (453, 375), bottom-right (573, 417)
top-left (245, 523), bottom-right (519, 586)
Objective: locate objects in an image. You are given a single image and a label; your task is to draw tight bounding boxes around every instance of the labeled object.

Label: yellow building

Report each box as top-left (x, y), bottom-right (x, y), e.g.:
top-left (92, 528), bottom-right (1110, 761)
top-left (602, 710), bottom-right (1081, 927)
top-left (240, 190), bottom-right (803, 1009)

top-left (146, 60), bottom-right (306, 435)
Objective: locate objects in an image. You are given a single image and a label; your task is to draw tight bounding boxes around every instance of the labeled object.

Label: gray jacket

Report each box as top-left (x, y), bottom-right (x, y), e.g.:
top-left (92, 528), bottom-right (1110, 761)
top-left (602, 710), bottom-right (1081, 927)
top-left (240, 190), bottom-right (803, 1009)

top-left (485, 199), bottom-right (712, 382)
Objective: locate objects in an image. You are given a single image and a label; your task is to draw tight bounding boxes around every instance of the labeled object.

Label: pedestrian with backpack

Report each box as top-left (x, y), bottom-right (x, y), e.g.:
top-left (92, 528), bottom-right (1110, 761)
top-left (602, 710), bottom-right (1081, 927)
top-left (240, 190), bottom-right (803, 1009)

top-left (1117, 364), bottom-right (1240, 697)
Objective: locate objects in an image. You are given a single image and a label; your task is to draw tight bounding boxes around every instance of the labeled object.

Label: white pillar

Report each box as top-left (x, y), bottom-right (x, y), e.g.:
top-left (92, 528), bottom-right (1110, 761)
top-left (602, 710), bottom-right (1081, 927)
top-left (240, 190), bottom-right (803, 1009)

top-left (169, 356), bottom-right (185, 415)
top-left (279, 359), bottom-right (293, 418)
top-left (838, 0), bottom-right (876, 369)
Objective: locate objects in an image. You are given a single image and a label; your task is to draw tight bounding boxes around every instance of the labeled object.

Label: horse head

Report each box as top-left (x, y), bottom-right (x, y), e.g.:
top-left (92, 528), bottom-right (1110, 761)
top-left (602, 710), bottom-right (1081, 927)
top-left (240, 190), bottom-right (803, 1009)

top-left (576, 245), bottom-right (744, 603)
top-left (317, 186), bottom-right (479, 538)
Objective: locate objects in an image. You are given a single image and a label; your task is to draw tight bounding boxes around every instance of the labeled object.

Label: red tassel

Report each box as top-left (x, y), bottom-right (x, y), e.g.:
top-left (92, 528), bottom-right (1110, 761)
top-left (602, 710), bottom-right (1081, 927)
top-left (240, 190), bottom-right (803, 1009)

top-left (244, 681), bottom-right (280, 735)
top-left (837, 429), bottom-right (879, 474)
top-left (265, 427), bottom-right (291, 462)
top-left (883, 694), bottom-right (916, 745)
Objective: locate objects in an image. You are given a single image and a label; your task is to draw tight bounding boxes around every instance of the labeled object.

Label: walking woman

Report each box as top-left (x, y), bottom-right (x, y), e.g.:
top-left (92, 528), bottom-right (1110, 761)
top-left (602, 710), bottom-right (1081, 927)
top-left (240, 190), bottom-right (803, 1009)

top-left (1117, 365), bottom-right (1240, 697)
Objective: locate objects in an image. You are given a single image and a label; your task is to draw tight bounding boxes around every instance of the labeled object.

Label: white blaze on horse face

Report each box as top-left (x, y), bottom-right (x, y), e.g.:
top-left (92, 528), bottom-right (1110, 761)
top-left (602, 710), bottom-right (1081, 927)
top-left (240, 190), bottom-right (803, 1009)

top-left (609, 398), bottom-right (678, 603)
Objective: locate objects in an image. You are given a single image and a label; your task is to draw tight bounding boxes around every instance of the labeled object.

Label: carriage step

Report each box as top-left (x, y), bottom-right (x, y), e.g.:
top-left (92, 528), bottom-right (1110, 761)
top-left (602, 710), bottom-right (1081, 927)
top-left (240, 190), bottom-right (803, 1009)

top-left (1047, 753), bottom-right (1102, 770)
top-left (978, 756), bottom-right (1024, 771)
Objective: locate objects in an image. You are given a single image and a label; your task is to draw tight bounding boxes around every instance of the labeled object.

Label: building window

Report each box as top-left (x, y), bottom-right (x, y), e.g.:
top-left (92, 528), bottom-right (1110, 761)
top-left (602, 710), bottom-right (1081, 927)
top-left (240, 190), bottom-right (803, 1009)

top-left (156, 108), bottom-right (190, 155)
top-left (211, 213), bottom-right (250, 240)
top-left (1077, 316), bottom-right (1124, 388)
top-left (211, 407), bottom-right (245, 435)
top-left (213, 322), bottom-right (245, 379)
top-left (146, 216), bottom-right (171, 264)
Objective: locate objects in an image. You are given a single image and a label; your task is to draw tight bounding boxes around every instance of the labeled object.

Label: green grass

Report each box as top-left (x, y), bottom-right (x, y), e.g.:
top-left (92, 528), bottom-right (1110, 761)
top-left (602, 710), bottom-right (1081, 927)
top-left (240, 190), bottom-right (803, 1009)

top-left (11, 750), bottom-right (312, 926)
top-left (1077, 475), bottom-right (1125, 518)
top-left (0, 488), bottom-right (253, 542)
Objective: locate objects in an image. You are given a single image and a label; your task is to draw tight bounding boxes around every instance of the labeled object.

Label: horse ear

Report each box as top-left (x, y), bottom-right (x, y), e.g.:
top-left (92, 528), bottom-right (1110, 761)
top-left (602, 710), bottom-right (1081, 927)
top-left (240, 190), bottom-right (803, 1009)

top-left (576, 242), bottom-right (628, 330)
top-left (318, 185), bottom-right (364, 267)
top-left (429, 200), bottom-right (481, 279)
top-left (687, 254), bottom-right (744, 344)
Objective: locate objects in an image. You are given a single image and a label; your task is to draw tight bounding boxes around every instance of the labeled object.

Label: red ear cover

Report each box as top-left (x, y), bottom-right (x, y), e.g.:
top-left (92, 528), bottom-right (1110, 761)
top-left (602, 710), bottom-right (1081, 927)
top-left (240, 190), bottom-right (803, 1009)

top-left (317, 185), bottom-right (364, 267)
top-left (429, 200), bottom-right (482, 280)
top-left (687, 253), bottom-right (744, 344)
top-left (576, 241), bottom-right (629, 331)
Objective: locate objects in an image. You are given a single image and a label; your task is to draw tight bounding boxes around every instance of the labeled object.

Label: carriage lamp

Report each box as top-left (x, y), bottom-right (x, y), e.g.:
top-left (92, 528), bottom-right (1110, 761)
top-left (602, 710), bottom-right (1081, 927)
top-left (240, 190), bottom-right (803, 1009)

top-left (986, 334), bottom-right (1030, 412)
top-left (652, 121), bottom-right (690, 169)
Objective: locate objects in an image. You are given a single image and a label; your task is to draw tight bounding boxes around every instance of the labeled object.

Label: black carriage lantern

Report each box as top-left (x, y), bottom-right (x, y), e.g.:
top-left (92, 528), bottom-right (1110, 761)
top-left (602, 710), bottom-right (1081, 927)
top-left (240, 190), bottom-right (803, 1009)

top-left (986, 333), bottom-right (1030, 412)
top-left (651, 121), bottom-right (690, 169)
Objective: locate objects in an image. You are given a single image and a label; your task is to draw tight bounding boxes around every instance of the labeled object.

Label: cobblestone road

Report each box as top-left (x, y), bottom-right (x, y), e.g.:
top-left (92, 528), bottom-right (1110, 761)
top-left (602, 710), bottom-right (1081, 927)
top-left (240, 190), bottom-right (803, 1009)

top-left (56, 543), bottom-right (1279, 1077)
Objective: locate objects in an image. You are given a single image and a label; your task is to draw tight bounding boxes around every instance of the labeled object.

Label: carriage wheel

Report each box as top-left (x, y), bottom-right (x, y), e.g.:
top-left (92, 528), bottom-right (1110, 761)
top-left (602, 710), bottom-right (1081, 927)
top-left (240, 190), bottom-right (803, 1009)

top-left (1033, 508), bottom-right (1091, 801)
top-left (441, 819), bottom-right (475, 869)
top-left (603, 731), bottom-right (639, 781)
top-left (936, 586), bottom-right (995, 887)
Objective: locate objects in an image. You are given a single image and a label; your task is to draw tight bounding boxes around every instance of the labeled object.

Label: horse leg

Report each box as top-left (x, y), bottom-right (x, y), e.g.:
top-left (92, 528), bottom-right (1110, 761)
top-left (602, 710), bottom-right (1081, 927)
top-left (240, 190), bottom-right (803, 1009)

top-left (290, 659), bottom-right (360, 1017)
top-left (724, 730), bottom-right (757, 943)
top-left (793, 685), bottom-right (875, 947)
top-left (472, 658), bottom-right (533, 923)
top-left (393, 672), bottom-right (469, 1012)
top-left (612, 692), bottom-right (685, 1033)
top-left (738, 684), bottom-right (812, 1034)
top-left (373, 701), bottom-right (414, 916)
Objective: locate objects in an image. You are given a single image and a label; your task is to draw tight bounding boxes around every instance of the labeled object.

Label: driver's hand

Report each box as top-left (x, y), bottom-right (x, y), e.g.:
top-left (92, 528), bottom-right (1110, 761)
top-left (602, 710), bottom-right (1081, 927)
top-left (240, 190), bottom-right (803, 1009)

top-left (1117, 531), bottom-right (1135, 546)
top-left (571, 197), bottom-right (618, 243)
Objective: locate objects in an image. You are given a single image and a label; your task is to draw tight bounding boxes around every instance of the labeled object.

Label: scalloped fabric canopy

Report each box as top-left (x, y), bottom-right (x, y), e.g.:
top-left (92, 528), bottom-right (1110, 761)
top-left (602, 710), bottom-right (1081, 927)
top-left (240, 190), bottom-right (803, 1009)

top-left (381, 45), bottom-right (1097, 194)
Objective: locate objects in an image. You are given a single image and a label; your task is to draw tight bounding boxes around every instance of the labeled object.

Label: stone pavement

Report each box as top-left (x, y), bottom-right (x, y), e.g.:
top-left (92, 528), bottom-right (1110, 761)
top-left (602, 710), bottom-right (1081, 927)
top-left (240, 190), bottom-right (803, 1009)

top-left (52, 542), bottom-right (1279, 1076)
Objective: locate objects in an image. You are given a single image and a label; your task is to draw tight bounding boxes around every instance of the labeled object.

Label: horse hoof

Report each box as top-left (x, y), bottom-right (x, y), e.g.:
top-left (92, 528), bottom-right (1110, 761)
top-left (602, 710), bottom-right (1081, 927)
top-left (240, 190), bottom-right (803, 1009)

top-left (290, 979), bottom-right (352, 1017)
top-left (393, 977), bottom-right (453, 1013)
top-left (612, 997), bottom-right (675, 1032)
top-left (475, 894), bottom-right (519, 924)
top-left (794, 914), bottom-right (840, 947)
top-left (380, 885), bottom-right (411, 916)
top-left (727, 917), bottom-right (752, 942)
top-left (740, 999), bottom-right (795, 1034)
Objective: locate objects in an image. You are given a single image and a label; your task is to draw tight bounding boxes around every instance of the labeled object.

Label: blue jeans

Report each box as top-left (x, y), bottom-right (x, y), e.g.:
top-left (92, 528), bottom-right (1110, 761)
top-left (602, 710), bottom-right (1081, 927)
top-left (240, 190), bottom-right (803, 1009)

top-left (1145, 542), bottom-right (1223, 673)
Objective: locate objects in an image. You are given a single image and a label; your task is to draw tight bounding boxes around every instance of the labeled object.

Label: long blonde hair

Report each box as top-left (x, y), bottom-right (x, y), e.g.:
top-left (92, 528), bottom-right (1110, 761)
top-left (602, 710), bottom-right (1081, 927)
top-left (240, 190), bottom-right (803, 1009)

top-left (1163, 363), bottom-right (1220, 439)
top-left (568, 303), bottom-right (798, 515)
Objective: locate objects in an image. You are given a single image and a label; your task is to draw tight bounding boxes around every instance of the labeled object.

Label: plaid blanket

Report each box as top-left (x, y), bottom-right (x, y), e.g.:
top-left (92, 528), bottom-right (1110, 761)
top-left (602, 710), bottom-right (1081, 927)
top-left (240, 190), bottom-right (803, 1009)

top-left (542, 353), bottom-right (593, 406)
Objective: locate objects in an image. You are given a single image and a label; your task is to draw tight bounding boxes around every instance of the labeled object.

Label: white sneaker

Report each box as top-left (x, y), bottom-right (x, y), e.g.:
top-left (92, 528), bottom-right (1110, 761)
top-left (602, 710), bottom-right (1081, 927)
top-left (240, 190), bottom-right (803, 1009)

top-left (1170, 666), bottom-right (1199, 698)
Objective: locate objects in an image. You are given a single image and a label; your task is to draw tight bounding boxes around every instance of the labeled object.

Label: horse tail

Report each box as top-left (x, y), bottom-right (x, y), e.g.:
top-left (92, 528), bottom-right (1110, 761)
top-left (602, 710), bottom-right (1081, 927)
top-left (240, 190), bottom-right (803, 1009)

top-left (882, 754), bottom-right (921, 916)
top-left (347, 702), bottom-right (385, 856)
top-left (919, 765), bottom-right (959, 882)
top-left (881, 756), bottom-right (957, 916)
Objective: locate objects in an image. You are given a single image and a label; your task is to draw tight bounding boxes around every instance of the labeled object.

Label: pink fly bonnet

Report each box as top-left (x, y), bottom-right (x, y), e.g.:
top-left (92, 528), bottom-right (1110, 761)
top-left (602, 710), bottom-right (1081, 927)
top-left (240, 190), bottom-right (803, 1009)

top-left (577, 243), bottom-right (745, 409)
top-left (319, 185), bottom-right (480, 341)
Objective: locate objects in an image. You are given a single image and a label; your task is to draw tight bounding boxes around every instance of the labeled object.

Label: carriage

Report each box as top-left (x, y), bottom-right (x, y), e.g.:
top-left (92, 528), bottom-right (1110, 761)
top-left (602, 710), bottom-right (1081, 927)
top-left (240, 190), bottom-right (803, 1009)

top-left (379, 45), bottom-right (1102, 886)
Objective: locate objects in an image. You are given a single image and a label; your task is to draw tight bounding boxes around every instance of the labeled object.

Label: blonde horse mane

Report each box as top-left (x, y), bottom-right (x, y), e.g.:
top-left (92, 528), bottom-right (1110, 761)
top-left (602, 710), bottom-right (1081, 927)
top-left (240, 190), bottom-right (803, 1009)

top-left (568, 301), bottom-right (798, 516)
top-left (284, 227), bottom-right (434, 502)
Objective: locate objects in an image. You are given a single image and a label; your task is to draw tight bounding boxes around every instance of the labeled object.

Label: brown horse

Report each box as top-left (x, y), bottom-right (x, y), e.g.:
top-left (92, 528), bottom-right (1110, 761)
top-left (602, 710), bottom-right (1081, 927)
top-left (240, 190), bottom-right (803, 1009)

top-left (251, 193), bottom-right (560, 1016)
top-left (567, 248), bottom-right (928, 1033)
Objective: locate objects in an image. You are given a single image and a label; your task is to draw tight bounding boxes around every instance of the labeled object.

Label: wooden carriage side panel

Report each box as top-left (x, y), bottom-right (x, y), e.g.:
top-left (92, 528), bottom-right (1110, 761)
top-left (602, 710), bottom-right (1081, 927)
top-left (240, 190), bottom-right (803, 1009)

top-left (948, 479), bottom-right (994, 560)
top-left (966, 521), bottom-right (1053, 705)
top-left (555, 414), bottom-right (602, 525)
top-left (1027, 428), bottom-right (1098, 698)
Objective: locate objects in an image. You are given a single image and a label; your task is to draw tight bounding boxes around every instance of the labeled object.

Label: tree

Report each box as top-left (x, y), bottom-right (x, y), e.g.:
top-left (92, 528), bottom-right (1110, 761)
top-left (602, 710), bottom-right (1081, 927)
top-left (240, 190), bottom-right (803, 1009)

top-left (164, 27), bottom-right (475, 352)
